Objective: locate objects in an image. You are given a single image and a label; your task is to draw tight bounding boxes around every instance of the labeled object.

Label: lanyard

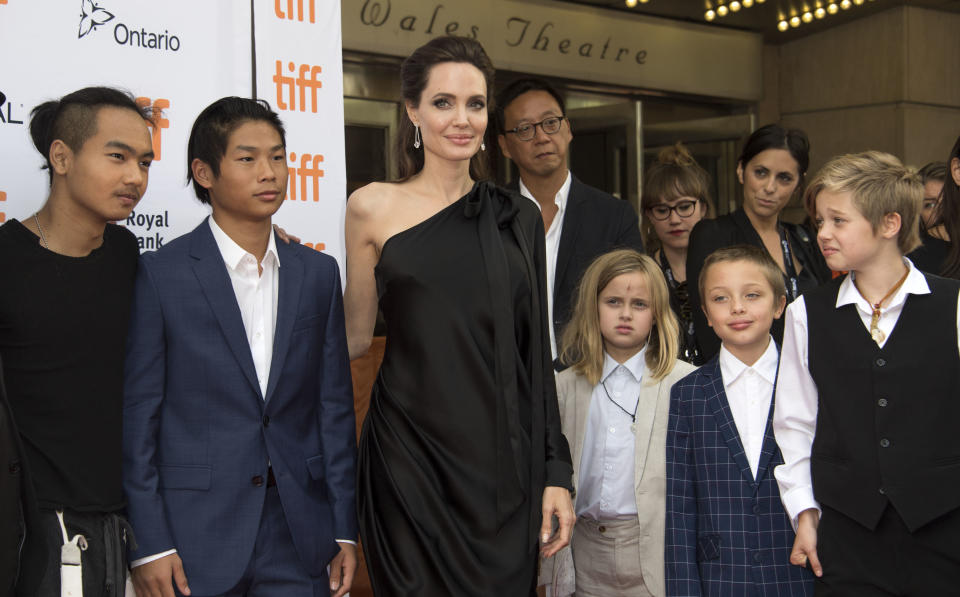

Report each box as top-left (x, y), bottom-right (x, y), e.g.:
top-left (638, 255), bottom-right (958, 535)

top-left (658, 250), bottom-right (700, 363)
top-left (778, 224), bottom-right (800, 301)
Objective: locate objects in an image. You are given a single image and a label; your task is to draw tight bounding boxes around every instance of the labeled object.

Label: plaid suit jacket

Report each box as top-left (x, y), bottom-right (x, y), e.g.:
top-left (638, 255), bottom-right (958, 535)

top-left (665, 356), bottom-right (813, 597)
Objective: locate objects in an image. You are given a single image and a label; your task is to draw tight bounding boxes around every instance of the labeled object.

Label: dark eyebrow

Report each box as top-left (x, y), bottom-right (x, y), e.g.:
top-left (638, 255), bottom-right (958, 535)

top-left (105, 140), bottom-right (154, 159)
top-left (235, 144), bottom-right (285, 153)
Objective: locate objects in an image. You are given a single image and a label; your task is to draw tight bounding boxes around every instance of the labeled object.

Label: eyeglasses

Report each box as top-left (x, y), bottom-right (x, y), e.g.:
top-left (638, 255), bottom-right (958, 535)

top-left (647, 200), bottom-right (699, 221)
top-left (504, 116), bottom-right (565, 141)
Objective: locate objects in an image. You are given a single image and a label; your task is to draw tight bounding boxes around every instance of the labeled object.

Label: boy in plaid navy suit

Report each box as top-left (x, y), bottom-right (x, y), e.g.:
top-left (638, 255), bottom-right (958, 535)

top-left (665, 246), bottom-right (812, 597)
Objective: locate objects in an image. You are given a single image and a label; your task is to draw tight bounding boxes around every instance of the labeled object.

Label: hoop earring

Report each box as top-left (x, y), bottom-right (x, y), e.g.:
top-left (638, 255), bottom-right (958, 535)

top-left (414, 124), bottom-right (421, 149)
top-left (481, 141), bottom-right (486, 152)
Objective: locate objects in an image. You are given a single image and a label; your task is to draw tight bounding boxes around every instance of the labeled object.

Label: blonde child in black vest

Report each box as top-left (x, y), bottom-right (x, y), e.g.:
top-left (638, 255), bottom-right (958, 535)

top-left (774, 151), bottom-right (960, 594)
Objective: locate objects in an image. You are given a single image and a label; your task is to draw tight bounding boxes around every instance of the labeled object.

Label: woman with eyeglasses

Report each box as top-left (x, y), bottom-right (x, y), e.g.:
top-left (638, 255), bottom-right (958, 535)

top-left (641, 143), bottom-right (713, 365)
top-left (685, 124), bottom-right (831, 361)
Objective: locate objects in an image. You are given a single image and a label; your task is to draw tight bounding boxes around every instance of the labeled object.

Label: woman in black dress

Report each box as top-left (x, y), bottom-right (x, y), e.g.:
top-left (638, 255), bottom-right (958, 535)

top-left (343, 37), bottom-right (574, 596)
top-left (686, 124), bottom-right (831, 360)
top-left (913, 137), bottom-right (960, 278)
top-left (640, 143), bottom-right (712, 365)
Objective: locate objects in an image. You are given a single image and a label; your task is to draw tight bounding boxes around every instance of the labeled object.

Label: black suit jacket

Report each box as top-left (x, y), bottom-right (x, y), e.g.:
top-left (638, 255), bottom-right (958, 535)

top-left (0, 355), bottom-right (45, 597)
top-left (686, 208), bottom-right (831, 361)
top-left (509, 175), bottom-right (645, 349)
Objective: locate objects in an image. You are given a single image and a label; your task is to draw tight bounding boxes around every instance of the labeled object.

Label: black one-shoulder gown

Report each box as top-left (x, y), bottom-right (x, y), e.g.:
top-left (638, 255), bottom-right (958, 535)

top-left (357, 182), bottom-right (572, 596)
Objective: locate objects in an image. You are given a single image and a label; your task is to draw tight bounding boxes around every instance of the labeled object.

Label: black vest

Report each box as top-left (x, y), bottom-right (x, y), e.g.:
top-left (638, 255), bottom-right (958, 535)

top-left (806, 273), bottom-right (960, 531)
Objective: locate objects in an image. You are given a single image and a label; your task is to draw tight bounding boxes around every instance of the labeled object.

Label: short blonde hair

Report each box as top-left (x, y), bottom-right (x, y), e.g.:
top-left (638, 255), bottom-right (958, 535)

top-left (804, 151), bottom-right (922, 255)
top-left (698, 245), bottom-right (787, 306)
top-left (560, 249), bottom-right (679, 385)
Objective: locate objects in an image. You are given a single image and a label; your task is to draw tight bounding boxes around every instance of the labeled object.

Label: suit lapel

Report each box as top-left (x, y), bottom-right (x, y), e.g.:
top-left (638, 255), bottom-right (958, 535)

top-left (703, 358), bottom-right (756, 485)
top-left (753, 389), bottom-right (779, 486)
top-left (264, 235), bottom-right (303, 404)
top-left (190, 219), bottom-right (262, 399)
top-left (554, 176), bottom-right (584, 303)
top-left (632, 363), bottom-right (662, 479)
top-left (572, 373), bottom-right (593, 483)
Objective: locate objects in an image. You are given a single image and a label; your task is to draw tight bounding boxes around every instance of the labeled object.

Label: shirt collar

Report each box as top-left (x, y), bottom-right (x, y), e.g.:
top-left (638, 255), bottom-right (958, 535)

top-left (719, 336), bottom-right (779, 386)
top-left (836, 257), bottom-right (928, 313)
top-left (208, 216), bottom-right (280, 272)
top-left (518, 170), bottom-right (572, 214)
top-left (601, 347), bottom-right (646, 384)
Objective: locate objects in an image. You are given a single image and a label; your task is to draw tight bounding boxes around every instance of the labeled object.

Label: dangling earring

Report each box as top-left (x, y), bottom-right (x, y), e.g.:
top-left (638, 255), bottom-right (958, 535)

top-left (481, 141), bottom-right (486, 151)
top-left (414, 124), bottom-right (421, 149)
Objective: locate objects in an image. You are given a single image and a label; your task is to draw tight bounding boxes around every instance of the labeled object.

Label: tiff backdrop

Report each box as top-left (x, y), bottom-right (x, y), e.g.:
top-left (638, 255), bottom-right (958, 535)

top-left (0, 0), bottom-right (347, 268)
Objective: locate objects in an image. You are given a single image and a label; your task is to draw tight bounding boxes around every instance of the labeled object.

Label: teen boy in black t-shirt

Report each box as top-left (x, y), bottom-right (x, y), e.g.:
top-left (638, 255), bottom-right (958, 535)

top-left (0, 87), bottom-right (154, 596)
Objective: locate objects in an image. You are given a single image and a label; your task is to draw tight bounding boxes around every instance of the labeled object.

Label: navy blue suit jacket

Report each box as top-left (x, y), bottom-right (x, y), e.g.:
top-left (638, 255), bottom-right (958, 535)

top-left (122, 220), bottom-right (357, 594)
top-left (665, 356), bottom-right (812, 597)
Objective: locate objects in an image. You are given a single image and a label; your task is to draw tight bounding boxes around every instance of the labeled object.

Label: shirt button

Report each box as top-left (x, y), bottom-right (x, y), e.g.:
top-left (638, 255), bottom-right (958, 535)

top-left (879, 487), bottom-right (886, 495)
top-left (605, 464), bottom-right (613, 471)
top-left (876, 358), bottom-right (886, 367)
top-left (752, 504), bottom-right (762, 514)
top-left (609, 427), bottom-right (616, 434)
top-left (263, 415), bottom-right (270, 427)
top-left (877, 398), bottom-right (888, 407)
top-left (255, 331), bottom-right (262, 338)
top-left (753, 552), bottom-right (763, 563)
top-left (251, 475), bottom-right (264, 487)
top-left (880, 438), bottom-right (891, 448)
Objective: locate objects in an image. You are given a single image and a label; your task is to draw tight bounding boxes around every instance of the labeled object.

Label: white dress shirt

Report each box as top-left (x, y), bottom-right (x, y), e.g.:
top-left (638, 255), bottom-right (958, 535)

top-left (131, 218), bottom-right (281, 568)
top-left (576, 350), bottom-right (644, 520)
top-left (519, 170), bottom-right (572, 359)
top-left (719, 338), bottom-right (778, 478)
top-left (773, 258), bottom-right (960, 527)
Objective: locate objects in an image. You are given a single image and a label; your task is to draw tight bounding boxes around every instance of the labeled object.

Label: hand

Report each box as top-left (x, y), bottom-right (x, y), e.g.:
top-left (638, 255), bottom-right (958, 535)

top-left (329, 542), bottom-right (357, 597)
top-left (791, 508), bottom-right (823, 577)
top-left (539, 486), bottom-right (575, 558)
top-left (273, 224), bottom-right (301, 245)
top-left (131, 553), bottom-right (190, 597)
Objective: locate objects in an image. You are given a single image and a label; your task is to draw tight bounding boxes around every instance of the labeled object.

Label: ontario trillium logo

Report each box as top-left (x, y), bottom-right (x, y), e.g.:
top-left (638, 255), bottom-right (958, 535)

top-left (78, 0), bottom-right (114, 39)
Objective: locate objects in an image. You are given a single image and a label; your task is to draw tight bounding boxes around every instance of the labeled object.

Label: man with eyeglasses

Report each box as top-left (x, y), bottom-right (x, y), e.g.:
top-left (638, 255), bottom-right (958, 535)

top-left (496, 78), bottom-right (644, 365)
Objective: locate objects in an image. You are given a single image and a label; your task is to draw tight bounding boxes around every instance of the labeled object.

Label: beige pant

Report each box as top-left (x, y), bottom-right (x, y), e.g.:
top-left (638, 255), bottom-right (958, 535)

top-left (570, 516), bottom-right (652, 597)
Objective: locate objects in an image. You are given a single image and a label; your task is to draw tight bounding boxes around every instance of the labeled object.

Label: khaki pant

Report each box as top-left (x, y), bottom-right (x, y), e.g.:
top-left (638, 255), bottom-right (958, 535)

top-left (570, 516), bottom-right (652, 597)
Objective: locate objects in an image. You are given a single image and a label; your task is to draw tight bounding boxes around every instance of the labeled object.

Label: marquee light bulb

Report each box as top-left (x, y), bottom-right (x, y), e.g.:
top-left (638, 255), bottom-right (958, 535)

top-left (827, 2), bottom-right (839, 12)
top-left (802, 11), bottom-right (813, 22)
top-left (705, 9), bottom-right (717, 20)
top-left (778, 20), bottom-right (789, 31)
top-left (625, 0), bottom-right (638, 7)
top-left (790, 15), bottom-right (801, 27)
top-left (744, 0), bottom-right (754, 6)
top-left (841, 0), bottom-right (852, 9)
top-left (815, 7), bottom-right (826, 18)
top-left (730, 1), bottom-right (742, 12)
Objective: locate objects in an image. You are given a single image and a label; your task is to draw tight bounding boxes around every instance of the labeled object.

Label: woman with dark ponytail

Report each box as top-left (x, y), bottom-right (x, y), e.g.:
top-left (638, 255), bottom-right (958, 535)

top-left (344, 36), bottom-right (574, 596)
top-left (686, 124), bottom-right (831, 360)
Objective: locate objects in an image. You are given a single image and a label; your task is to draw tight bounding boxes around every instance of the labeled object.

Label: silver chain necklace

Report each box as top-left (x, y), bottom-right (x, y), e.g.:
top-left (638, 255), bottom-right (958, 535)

top-left (33, 212), bottom-right (50, 249)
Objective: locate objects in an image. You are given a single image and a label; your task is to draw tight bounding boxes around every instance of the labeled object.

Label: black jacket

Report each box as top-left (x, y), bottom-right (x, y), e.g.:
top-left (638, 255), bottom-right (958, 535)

top-left (1, 355), bottom-right (45, 597)
top-left (509, 175), bottom-right (645, 349)
top-left (686, 208), bottom-right (831, 361)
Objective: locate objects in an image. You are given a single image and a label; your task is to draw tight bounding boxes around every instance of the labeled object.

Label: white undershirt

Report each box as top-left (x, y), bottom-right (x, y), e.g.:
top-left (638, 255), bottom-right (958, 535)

top-left (576, 350), bottom-right (644, 520)
top-left (719, 338), bottom-right (778, 478)
top-left (519, 170), bottom-right (571, 359)
top-left (773, 258), bottom-right (960, 528)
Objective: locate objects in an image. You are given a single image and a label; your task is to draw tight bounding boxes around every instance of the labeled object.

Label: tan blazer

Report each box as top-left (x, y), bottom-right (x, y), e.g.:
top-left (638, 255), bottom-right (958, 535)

top-left (545, 358), bottom-right (696, 597)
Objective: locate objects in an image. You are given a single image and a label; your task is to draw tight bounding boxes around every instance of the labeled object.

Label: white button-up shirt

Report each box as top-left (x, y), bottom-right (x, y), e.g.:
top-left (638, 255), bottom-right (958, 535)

top-left (576, 350), bottom-right (644, 520)
top-left (719, 338), bottom-right (778, 478)
top-left (519, 171), bottom-right (572, 359)
top-left (773, 258), bottom-right (960, 527)
top-left (209, 217), bottom-right (280, 397)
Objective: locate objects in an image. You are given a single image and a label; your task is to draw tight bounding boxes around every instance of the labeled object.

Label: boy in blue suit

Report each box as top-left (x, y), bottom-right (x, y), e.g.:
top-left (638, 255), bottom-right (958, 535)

top-left (123, 97), bottom-right (357, 597)
top-left (666, 246), bottom-right (812, 597)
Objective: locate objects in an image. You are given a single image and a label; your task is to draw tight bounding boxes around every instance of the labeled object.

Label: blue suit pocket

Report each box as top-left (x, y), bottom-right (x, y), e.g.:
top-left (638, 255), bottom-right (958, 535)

top-left (292, 314), bottom-right (325, 333)
top-left (697, 534), bottom-right (721, 561)
top-left (305, 454), bottom-right (328, 497)
top-left (157, 465), bottom-right (211, 490)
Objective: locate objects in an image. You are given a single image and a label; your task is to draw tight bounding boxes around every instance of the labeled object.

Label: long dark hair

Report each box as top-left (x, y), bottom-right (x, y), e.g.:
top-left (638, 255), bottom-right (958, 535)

top-left (397, 36), bottom-right (494, 181)
top-left (939, 135), bottom-right (960, 278)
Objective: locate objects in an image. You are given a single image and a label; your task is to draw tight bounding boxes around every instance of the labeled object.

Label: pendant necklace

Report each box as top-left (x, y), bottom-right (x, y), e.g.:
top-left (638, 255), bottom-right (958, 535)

top-left (857, 266), bottom-right (910, 345)
top-left (601, 378), bottom-right (640, 433)
top-left (34, 213), bottom-right (50, 249)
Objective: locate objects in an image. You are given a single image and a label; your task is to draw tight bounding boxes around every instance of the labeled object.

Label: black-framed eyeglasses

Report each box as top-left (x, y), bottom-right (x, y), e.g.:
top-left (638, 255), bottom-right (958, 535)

top-left (504, 116), bottom-right (565, 141)
top-left (647, 200), bottom-right (699, 221)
